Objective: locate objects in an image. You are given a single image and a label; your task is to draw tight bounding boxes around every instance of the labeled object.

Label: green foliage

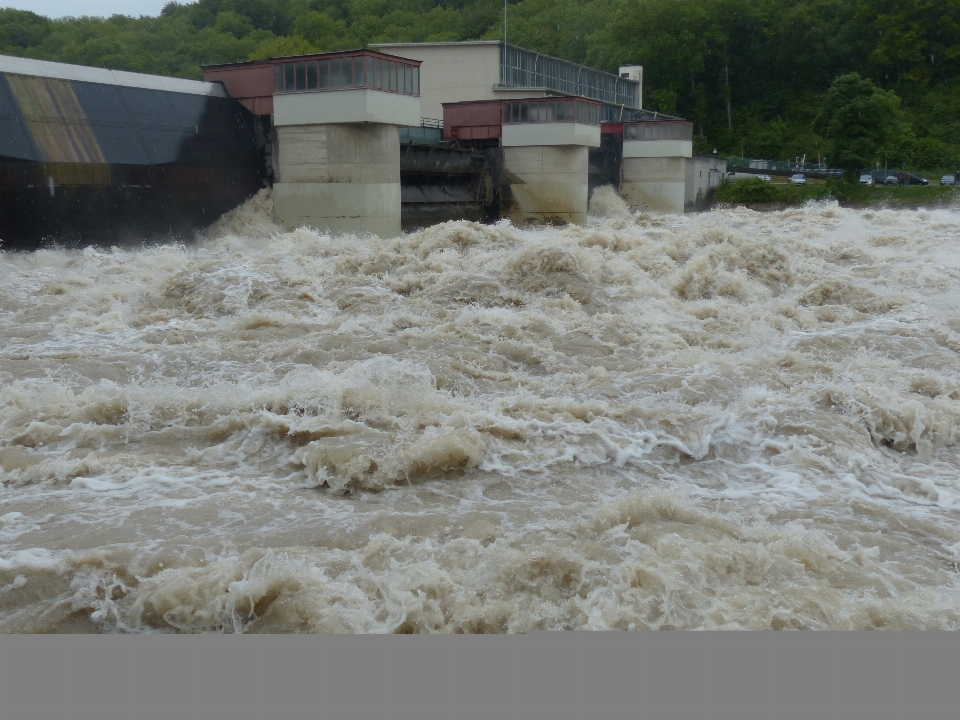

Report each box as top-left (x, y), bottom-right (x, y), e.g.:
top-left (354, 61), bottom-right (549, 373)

top-left (813, 73), bottom-right (908, 176)
top-left (713, 177), bottom-right (788, 204)
top-left (822, 176), bottom-right (856, 202)
top-left (1, 0), bottom-right (958, 169)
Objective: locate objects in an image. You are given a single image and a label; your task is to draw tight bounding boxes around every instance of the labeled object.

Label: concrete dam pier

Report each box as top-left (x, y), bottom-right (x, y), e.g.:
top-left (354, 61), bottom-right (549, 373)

top-left (206, 52), bottom-right (422, 238)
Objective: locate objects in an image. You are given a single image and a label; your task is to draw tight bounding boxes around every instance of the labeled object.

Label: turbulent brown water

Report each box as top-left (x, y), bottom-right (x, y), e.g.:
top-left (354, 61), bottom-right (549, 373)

top-left (2, 189), bottom-right (960, 632)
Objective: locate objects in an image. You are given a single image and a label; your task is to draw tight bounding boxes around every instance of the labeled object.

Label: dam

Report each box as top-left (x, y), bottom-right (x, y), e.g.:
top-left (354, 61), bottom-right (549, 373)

top-left (2, 44), bottom-right (722, 247)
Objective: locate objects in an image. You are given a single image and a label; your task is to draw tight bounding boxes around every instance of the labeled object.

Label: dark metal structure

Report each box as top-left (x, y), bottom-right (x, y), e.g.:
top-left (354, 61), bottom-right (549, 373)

top-left (0, 56), bottom-right (263, 250)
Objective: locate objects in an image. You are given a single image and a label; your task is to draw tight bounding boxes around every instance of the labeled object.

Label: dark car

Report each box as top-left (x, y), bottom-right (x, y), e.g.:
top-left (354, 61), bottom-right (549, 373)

top-left (893, 172), bottom-right (928, 186)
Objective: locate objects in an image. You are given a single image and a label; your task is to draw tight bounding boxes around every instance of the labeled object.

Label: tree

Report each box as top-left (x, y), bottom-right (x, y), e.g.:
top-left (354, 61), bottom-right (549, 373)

top-left (813, 72), bottom-right (908, 176)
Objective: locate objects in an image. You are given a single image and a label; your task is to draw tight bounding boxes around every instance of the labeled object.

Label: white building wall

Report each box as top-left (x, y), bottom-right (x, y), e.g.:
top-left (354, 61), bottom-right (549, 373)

top-left (274, 89), bottom-right (420, 127)
top-left (369, 42), bottom-right (504, 122)
top-left (502, 122), bottom-right (600, 148)
top-left (622, 139), bottom-right (693, 158)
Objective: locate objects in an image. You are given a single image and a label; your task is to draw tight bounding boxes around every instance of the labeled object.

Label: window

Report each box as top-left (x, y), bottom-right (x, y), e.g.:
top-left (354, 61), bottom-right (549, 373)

top-left (271, 54), bottom-right (420, 95)
top-left (319, 60), bottom-right (329, 89)
top-left (331, 58), bottom-right (341, 89)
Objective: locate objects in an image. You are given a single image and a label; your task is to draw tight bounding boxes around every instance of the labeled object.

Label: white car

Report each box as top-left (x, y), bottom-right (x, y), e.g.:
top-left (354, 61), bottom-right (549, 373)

top-left (859, 174), bottom-right (873, 186)
top-left (758, 174), bottom-right (771, 183)
top-left (941, 174), bottom-right (957, 186)
top-left (789, 174), bottom-right (806, 185)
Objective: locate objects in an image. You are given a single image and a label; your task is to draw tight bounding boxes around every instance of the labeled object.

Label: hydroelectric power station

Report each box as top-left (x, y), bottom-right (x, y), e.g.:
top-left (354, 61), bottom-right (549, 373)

top-left (1, 43), bottom-right (727, 248)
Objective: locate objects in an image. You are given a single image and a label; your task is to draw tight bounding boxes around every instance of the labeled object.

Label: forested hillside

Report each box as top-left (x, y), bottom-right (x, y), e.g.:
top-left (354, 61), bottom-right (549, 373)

top-left (2, 0), bottom-right (958, 169)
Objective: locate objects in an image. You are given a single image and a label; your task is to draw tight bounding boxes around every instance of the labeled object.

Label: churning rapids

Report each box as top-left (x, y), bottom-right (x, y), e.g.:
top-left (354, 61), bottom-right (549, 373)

top-left (2, 190), bottom-right (960, 632)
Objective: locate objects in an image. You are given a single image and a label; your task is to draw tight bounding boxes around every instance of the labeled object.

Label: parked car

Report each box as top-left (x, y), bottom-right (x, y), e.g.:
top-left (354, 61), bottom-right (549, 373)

top-left (939, 174), bottom-right (956, 186)
top-left (859, 174), bottom-right (874, 186)
top-left (789, 174), bottom-right (806, 185)
top-left (884, 175), bottom-right (899, 185)
top-left (758, 174), bottom-right (771, 183)
top-left (902, 173), bottom-right (929, 186)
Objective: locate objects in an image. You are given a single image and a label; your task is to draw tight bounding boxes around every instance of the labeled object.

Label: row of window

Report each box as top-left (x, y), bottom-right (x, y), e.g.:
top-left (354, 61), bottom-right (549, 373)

top-left (502, 99), bottom-right (602, 126)
top-left (624, 122), bottom-right (693, 141)
top-left (273, 56), bottom-right (420, 96)
top-left (501, 45), bottom-right (639, 108)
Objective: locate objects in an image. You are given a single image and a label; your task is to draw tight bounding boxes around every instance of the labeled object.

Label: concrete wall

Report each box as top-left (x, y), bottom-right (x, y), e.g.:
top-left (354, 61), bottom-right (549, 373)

top-left (684, 155), bottom-right (727, 210)
top-left (273, 89), bottom-right (420, 127)
top-left (621, 156), bottom-right (686, 214)
top-left (370, 42), bottom-right (503, 121)
top-left (622, 139), bottom-right (693, 158)
top-left (502, 122), bottom-right (600, 148)
top-left (503, 145), bottom-right (589, 224)
top-left (273, 123), bottom-right (401, 238)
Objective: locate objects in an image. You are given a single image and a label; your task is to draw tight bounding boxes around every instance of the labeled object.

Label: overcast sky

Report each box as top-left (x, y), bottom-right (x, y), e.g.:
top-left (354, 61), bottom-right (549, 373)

top-left (2, 1), bottom-right (171, 18)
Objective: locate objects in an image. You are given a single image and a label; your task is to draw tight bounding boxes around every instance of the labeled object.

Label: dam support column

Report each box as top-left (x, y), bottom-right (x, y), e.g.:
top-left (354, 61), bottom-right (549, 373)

top-left (272, 122), bottom-right (402, 238)
top-left (620, 121), bottom-right (693, 214)
top-left (500, 99), bottom-right (601, 225)
top-left (266, 52), bottom-right (422, 238)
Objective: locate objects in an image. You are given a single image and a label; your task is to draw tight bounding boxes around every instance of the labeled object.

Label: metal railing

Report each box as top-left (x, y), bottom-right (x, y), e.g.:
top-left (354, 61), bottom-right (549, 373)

top-left (726, 157), bottom-right (844, 177)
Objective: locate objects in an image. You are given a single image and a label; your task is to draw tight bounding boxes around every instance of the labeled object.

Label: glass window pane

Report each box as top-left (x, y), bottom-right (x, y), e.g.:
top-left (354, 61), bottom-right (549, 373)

top-left (567, 101), bottom-right (574, 121)
top-left (365, 56), bottom-right (373, 88)
top-left (284, 63), bottom-right (295, 92)
top-left (274, 64), bottom-right (283, 93)
top-left (547, 101), bottom-right (556, 122)
top-left (374, 58), bottom-right (382, 88)
top-left (331, 58), bottom-right (341, 89)
top-left (319, 60), bottom-right (329, 89)
top-left (390, 62), bottom-right (398, 92)
top-left (405, 64), bottom-right (413, 94)
top-left (306, 61), bottom-right (317, 90)
top-left (511, 103), bottom-right (519, 123)
top-left (412, 65), bottom-right (419, 95)
top-left (295, 61), bottom-right (306, 90)
top-left (342, 57), bottom-right (353, 88)
top-left (520, 103), bottom-right (528, 122)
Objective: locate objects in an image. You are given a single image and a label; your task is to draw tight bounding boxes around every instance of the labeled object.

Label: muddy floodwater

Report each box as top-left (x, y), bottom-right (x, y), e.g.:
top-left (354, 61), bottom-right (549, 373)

top-left (2, 190), bottom-right (960, 632)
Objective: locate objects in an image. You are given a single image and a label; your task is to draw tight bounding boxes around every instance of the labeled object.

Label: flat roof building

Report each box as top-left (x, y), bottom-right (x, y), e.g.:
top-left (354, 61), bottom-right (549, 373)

top-left (369, 41), bottom-right (641, 123)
